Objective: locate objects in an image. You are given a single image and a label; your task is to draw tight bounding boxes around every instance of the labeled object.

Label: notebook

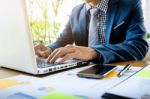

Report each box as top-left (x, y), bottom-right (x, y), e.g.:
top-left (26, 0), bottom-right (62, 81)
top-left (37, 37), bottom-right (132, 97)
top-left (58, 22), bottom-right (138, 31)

top-left (0, 0), bottom-right (87, 74)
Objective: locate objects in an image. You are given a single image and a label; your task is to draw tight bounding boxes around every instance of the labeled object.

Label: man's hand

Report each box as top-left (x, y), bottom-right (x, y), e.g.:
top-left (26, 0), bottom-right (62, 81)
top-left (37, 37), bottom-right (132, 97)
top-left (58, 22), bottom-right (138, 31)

top-left (34, 44), bottom-right (52, 58)
top-left (47, 45), bottom-right (99, 63)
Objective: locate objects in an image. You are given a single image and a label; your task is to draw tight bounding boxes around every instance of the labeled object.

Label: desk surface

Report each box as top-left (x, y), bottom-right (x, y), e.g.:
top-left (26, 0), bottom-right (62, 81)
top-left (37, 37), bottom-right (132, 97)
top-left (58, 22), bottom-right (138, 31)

top-left (0, 61), bottom-right (149, 79)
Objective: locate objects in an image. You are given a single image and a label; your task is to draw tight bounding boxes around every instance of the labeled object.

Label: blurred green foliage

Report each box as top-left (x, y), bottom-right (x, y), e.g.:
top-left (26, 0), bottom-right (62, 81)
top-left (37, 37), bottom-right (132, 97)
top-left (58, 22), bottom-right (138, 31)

top-left (147, 33), bottom-right (150, 38)
top-left (28, 0), bottom-right (83, 46)
top-left (29, 0), bottom-right (63, 46)
top-left (30, 19), bottom-right (61, 45)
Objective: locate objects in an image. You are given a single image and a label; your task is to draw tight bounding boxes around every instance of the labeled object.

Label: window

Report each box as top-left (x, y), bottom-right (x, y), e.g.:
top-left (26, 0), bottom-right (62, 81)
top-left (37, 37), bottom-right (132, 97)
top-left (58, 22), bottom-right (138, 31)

top-left (27, 0), bottom-right (83, 45)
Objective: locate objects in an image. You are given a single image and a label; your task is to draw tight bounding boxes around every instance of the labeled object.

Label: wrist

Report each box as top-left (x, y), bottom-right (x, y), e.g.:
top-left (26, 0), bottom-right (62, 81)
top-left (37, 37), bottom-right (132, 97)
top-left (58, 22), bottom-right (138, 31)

top-left (90, 48), bottom-right (99, 59)
top-left (90, 48), bottom-right (103, 63)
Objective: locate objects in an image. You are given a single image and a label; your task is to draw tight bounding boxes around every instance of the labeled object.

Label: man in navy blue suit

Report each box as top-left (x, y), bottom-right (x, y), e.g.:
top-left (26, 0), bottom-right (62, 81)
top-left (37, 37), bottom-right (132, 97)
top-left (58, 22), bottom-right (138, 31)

top-left (35, 0), bottom-right (149, 64)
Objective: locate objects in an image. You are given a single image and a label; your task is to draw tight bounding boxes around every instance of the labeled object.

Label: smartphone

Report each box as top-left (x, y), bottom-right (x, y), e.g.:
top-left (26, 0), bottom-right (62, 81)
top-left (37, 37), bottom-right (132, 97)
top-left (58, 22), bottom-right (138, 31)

top-left (77, 64), bottom-right (117, 79)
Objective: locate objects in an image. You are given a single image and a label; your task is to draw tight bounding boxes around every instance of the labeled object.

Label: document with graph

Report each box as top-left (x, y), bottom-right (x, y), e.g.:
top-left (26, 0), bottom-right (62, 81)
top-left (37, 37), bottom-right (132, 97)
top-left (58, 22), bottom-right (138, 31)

top-left (0, 65), bottom-right (144, 99)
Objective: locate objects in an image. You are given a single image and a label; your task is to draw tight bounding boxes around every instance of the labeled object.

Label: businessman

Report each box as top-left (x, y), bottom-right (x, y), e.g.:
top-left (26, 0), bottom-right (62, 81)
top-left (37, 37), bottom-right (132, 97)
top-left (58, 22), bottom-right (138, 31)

top-left (35, 0), bottom-right (149, 64)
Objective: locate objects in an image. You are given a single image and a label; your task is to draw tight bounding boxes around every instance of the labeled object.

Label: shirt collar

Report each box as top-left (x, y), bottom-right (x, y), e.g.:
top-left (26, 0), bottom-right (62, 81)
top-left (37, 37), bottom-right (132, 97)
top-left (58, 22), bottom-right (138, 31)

top-left (86, 3), bottom-right (91, 11)
top-left (86, 0), bottom-right (109, 14)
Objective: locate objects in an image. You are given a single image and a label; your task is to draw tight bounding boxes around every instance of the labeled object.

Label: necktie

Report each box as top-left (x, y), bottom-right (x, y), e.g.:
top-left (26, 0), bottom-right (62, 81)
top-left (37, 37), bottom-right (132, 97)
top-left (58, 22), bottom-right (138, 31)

top-left (88, 8), bottom-right (100, 47)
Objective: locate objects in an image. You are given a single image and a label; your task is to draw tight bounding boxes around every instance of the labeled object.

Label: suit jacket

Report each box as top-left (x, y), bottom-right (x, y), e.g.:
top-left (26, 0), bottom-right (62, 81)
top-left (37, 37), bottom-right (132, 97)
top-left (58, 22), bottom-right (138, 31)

top-left (49, 0), bottom-right (149, 64)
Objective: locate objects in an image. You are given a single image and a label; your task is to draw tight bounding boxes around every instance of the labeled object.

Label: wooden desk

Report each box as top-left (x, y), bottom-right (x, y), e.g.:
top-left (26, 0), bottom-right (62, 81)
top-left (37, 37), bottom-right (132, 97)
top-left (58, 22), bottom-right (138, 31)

top-left (0, 61), bottom-right (149, 79)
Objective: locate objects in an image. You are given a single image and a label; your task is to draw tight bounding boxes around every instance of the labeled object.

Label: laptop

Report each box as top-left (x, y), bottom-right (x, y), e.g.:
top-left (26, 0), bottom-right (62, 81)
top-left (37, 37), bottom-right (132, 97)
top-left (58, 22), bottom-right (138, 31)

top-left (0, 0), bottom-right (87, 74)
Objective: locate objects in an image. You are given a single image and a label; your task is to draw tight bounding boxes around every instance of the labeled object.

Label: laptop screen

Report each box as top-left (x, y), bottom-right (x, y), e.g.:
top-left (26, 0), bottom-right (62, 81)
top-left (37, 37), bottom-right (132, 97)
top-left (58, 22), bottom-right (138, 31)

top-left (0, 0), bottom-right (37, 74)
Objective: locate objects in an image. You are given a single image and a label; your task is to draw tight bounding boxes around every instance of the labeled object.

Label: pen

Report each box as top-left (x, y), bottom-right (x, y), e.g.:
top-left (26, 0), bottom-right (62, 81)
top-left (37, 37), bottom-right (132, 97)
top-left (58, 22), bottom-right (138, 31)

top-left (113, 21), bottom-right (125, 30)
top-left (117, 64), bottom-right (131, 77)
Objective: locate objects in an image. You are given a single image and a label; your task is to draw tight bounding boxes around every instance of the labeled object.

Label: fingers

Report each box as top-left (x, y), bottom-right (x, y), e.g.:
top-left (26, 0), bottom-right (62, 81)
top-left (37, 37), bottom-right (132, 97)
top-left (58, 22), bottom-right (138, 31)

top-left (34, 43), bottom-right (44, 51)
top-left (47, 48), bottom-right (61, 61)
top-left (46, 45), bottom-right (99, 64)
top-left (47, 48), bottom-right (65, 63)
top-left (35, 44), bottom-right (44, 57)
top-left (59, 53), bottom-right (75, 63)
top-left (34, 43), bottom-right (52, 58)
top-left (65, 44), bottom-right (73, 48)
top-left (35, 49), bottom-right (41, 57)
top-left (37, 49), bottom-right (50, 58)
top-left (47, 47), bottom-right (75, 63)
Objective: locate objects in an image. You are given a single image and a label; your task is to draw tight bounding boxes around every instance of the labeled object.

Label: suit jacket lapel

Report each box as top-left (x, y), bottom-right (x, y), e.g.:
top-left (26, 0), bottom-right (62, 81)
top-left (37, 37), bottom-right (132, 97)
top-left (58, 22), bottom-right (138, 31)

top-left (105, 0), bottom-right (119, 44)
top-left (79, 4), bottom-right (88, 40)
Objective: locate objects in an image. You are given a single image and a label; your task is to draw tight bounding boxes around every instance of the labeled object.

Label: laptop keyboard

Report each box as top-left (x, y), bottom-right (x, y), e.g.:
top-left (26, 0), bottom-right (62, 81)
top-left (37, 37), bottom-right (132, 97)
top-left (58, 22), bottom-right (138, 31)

top-left (36, 58), bottom-right (60, 68)
top-left (36, 57), bottom-right (87, 69)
